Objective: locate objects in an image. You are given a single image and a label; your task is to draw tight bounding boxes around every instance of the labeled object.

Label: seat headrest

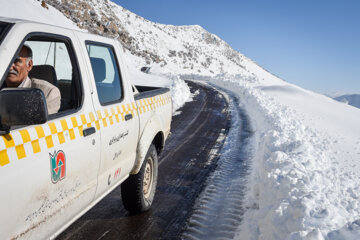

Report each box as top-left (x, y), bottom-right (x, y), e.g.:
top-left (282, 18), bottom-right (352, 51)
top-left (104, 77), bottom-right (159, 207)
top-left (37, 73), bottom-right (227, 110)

top-left (89, 57), bottom-right (106, 83)
top-left (29, 65), bottom-right (58, 86)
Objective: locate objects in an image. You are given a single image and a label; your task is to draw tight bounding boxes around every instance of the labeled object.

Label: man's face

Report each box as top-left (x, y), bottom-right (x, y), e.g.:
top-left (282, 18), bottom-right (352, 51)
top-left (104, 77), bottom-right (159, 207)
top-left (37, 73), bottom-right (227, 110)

top-left (5, 47), bottom-right (33, 87)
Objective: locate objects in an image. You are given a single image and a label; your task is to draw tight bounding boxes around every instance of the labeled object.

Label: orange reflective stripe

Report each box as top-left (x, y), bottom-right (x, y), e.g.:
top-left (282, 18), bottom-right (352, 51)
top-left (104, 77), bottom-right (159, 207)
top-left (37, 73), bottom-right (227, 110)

top-left (0, 150), bottom-right (10, 166)
top-left (48, 123), bottom-right (57, 134)
top-left (2, 134), bottom-right (15, 148)
top-left (19, 130), bottom-right (31, 143)
top-left (15, 145), bottom-right (26, 159)
top-left (0, 96), bottom-right (170, 166)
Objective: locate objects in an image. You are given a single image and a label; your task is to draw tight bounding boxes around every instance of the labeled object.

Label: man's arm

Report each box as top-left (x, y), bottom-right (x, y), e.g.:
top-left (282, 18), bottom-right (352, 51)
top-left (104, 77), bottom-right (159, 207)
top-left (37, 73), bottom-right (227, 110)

top-left (30, 78), bottom-right (61, 115)
top-left (45, 86), bottom-right (61, 115)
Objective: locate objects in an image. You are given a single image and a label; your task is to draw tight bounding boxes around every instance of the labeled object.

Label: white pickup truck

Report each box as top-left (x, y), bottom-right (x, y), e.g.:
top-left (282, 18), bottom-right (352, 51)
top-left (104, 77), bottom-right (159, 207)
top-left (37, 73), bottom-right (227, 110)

top-left (0, 18), bottom-right (172, 239)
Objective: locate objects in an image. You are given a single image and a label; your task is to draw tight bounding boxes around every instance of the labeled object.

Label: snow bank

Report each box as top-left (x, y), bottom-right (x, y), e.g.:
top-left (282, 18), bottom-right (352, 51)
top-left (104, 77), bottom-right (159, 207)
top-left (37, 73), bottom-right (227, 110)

top-left (170, 76), bottom-right (191, 112)
top-left (211, 75), bottom-right (360, 240)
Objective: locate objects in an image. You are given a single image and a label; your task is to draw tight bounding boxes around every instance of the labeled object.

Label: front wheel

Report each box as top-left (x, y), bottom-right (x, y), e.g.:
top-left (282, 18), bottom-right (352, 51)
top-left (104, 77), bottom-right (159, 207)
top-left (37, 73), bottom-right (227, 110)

top-left (121, 144), bottom-right (158, 214)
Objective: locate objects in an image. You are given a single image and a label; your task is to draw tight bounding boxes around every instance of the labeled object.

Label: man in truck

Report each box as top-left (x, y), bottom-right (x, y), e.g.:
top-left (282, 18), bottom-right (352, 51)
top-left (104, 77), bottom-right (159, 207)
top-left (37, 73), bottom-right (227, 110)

top-left (3, 45), bottom-right (61, 114)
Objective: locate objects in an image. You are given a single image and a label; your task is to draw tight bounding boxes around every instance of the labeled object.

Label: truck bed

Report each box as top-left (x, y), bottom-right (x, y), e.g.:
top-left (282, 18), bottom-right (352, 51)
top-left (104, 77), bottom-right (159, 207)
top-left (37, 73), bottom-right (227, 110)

top-left (134, 85), bottom-right (170, 100)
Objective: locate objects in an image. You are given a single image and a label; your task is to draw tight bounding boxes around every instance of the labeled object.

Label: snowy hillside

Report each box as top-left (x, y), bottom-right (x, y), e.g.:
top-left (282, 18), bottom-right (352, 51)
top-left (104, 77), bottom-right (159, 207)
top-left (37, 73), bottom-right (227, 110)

top-left (334, 94), bottom-right (360, 109)
top-left (45, 0), bottom-right (275, 83)
top-left (1, 1), bottom-right (360, 240)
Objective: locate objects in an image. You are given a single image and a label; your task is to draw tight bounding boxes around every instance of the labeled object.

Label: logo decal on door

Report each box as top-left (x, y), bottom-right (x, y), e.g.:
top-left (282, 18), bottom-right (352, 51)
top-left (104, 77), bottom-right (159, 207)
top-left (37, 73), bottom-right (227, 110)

top-left (50, 150), bottom-right (66, 183)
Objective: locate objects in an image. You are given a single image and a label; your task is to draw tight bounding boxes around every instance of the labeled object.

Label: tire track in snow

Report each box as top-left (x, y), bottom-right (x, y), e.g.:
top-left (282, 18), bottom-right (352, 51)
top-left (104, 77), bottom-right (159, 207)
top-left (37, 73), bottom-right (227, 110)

top-left (182, 82), bottom-right (254, 240)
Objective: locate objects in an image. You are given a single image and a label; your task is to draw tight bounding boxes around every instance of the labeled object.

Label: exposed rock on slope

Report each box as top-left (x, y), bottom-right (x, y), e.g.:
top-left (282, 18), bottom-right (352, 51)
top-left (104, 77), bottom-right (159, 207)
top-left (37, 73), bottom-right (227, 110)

top-left (47, 0), bottom-right (272, 80)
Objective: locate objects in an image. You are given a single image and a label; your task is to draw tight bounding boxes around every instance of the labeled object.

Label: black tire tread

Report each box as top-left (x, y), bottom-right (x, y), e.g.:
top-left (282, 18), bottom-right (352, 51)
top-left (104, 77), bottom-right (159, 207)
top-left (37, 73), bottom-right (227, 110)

top-left (121, 144), bottom-right (158, 214)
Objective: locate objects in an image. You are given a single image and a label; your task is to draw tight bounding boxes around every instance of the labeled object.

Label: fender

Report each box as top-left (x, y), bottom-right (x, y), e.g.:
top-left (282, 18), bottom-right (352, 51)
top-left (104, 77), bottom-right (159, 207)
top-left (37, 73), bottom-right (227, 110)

top-left (131, 114), bottom-right (164, 174)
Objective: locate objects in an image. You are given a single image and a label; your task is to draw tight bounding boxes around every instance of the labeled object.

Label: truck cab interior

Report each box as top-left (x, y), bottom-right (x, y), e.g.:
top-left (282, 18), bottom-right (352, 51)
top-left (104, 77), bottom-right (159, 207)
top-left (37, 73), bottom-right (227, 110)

top-left (1, 35), bottom-right (83, 116)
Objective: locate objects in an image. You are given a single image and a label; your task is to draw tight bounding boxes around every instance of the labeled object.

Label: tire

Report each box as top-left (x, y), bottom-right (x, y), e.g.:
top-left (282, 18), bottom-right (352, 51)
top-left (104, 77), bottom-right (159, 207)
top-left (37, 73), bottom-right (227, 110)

top-left (121, 144), bottom-right (158, 214)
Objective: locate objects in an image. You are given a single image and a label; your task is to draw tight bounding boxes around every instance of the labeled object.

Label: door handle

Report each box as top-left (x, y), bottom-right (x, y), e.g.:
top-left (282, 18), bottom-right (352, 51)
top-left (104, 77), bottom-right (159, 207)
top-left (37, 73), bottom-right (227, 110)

top-left (83, 127), bottom-right (96, 137)
top-left (125, 114), bottom-right (133, 121)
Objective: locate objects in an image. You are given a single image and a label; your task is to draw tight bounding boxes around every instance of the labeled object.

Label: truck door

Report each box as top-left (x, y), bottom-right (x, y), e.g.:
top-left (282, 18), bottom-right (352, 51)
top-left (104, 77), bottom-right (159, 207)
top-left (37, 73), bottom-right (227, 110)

top-left (83, 39), bottom-right (139, 197)
top-left (0, 31), bottom-right (100, 239)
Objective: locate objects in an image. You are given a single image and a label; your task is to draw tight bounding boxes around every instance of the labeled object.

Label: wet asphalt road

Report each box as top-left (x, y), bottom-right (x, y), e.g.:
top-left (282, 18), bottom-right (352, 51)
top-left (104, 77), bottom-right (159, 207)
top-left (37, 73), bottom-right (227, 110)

top-left (58, 81), bottom-right (231, 240)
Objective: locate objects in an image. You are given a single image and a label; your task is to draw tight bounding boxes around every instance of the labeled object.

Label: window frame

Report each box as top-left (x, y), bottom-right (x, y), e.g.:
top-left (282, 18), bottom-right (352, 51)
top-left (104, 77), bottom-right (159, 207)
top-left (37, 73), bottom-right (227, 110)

top-left (1, 32), bottom-right (84, 122)
top-left (85, 40), bottom-right (124, 106)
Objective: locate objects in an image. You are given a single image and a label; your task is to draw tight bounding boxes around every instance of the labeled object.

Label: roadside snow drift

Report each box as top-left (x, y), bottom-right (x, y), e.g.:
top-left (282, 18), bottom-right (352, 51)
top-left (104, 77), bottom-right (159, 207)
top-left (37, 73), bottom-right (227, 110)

top-left (211, 74), bottom-right (360, 240)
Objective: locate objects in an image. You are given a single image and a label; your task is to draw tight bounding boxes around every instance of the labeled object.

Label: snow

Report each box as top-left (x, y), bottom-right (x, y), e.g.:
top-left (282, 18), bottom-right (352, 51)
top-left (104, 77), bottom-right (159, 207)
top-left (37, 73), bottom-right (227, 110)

top-left (2, 1), bottom-right (360, 239)
top-left (0, 0), bottom-right (79, 30)
top-left (209, 74), bottom-right (360, 240)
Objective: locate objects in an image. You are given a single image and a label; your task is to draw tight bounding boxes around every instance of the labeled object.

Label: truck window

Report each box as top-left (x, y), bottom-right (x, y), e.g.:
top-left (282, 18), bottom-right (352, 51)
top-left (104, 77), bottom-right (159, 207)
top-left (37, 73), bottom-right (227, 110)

top-left (0, 24), bottom-right (5, 34)
top-left (86, 43), bottom-right (123, 105)
top-left (25, 37), bottom-right (82, 113)
top-left (26, 41), bottom-right (72, 80)
top-left (1, 35), bottom-right (82, 116)
top-left (0, 22), bottom-right (12, 45)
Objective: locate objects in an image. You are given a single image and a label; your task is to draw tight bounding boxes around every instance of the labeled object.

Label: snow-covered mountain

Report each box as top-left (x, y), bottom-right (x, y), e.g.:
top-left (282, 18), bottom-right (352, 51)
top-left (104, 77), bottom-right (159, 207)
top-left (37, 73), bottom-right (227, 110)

top-left (46, 0), bottom-right (274, 83)
top-left (334, 94), bottom-right (360, 109)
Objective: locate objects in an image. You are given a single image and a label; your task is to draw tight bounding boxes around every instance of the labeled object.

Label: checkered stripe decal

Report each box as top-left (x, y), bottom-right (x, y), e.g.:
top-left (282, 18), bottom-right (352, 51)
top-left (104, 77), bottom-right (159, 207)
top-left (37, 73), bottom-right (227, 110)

top-left (0, 93), bottom-right (171, 167)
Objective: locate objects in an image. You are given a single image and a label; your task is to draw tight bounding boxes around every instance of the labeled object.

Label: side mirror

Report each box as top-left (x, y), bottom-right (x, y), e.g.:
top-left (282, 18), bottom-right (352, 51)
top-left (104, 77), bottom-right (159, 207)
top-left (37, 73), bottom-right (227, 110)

top-left (0, 88), bottom-right (48, 134)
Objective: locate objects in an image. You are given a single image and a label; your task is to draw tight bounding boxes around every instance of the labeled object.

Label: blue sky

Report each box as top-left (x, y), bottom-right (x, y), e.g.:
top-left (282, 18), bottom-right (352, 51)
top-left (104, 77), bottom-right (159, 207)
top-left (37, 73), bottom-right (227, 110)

top-left (115, 0), bottom-right (360, 94)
